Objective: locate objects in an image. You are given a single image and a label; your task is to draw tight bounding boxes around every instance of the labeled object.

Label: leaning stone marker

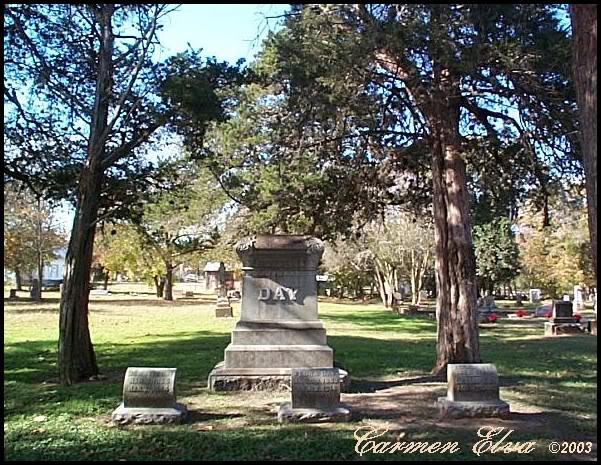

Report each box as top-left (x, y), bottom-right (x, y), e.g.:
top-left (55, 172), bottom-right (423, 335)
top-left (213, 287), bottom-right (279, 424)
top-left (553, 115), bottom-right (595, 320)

top-left (208, 235), bottom-right (348, 391)
top-left (112, 368), bottom-right (186, 424)
top-left (278, 368), bottom-right (350, 423)
top-left (438, 364), bottom-right (509, 418)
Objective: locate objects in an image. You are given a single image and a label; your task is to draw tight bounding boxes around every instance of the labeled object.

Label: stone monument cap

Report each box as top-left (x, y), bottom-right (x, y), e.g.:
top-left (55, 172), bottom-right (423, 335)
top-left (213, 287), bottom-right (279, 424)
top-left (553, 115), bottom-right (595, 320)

top-left (235, 235), bottom-right (324, 271)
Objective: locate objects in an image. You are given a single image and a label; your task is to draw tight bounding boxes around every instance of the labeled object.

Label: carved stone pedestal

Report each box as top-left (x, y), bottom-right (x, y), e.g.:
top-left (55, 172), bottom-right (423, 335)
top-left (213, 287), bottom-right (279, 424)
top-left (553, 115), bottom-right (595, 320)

top-left (208, 235), bottom-right (338, 391)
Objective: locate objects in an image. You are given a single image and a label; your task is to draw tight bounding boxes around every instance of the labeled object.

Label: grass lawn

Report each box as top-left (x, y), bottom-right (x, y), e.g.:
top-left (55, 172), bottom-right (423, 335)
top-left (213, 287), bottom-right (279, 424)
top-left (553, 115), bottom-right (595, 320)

top-left (4, 290), bottom-right (597, 461)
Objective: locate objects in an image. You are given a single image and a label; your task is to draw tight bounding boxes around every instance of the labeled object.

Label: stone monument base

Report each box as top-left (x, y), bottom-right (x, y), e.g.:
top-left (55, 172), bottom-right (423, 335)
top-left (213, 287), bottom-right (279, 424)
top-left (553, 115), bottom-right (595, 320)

top-left (111, 402), bottom-right (187, 425)
top-left (215, 297), bottom-right (233, 318)
top-left (437, 397), bottom-right (509, 418)
top-left (277, 402), bottom-right (351, 423)
top-left (544, 321), bottom-right (583, 336)
top-left (208, 362), bottom-right (351, 392)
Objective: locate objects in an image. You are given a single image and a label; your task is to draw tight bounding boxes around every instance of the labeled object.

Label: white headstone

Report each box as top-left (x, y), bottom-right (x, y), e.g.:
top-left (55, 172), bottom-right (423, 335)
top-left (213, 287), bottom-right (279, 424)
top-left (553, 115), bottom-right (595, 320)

top-left (573, 285), bottom-right (584, 310)
top-left (529, 289), bottom-right (541, 303)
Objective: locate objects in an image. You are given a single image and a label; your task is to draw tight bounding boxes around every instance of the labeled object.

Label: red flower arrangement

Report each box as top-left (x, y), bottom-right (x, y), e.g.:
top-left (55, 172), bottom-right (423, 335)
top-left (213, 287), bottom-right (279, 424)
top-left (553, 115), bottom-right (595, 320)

top-left (515, 309), bottom-right (527, 318)
top-left (574, 314), bottom-right (582, 322)
top-left (544, 311), bottom-right (552, 319)
top-left (486, 314), bottom-right (497, 323)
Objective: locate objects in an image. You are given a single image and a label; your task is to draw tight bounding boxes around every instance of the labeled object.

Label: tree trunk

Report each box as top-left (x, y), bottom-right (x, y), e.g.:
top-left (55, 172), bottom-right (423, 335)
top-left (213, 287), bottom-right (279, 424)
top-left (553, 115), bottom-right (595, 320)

top-left (429, 69), bottom-right (480, 375)
top-left (15, 268), bottom-right (22, 291)
top-left (58, 5), bottom-right (114, 385)
top-left (58, 169), bottom-right (102, 384)
top-left (374, 267), bottom-right (388, 307)
top-left (153, 275), bottom-right (166, 298)
top-left (35, 253), bottom-right (44, 301)
top-left (163, 263), bottom-right (174, 301)
top-left (102, 270), bottom-right (109, 290)
top-left (570, 4), bottom-right (597, 281)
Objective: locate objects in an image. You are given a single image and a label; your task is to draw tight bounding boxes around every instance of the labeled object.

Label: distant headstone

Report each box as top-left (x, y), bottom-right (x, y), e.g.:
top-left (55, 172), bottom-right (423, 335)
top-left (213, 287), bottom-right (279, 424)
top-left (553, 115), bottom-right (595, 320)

top-left (544, 300), bottom-right (582, 336)
top-left (278, 368), bottom-right (350, 422)
top-left (515, 292), bottom-right (523, 305)
top-left (552, 300), bottom-right (575, 323)
top-left (484, 295), bottom-right (496, 309)
top-left (563, 294), bottom-right (570, 301)
top-left (214, 262), bottom-right (233, 318)
top-left (573, 285), bottom-right (585, 310)
top-left (30, 279), bottom-right (40, 300)
top-left (111, 367), bottom-right (186, 425)
top-left (438, 364), bottom-right (509, 418)
top-left (8, 289), bottom-right (17, 300)
top-left (529, 288), bottom-right (541, 303)
top-left (419, 290), bottom-right (428, 302)
top-left (184, 291), bottom-right (194, 298)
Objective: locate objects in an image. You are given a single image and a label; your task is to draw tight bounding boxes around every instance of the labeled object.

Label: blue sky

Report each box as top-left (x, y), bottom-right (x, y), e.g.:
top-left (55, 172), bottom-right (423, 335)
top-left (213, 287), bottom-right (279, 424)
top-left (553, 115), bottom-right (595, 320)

top-left (155, 4), bottom-right (289, 64)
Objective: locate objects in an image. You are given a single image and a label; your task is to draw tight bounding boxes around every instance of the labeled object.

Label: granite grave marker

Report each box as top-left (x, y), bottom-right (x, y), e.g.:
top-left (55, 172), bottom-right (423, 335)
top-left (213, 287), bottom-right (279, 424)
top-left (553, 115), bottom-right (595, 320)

top-left (278, 368), bottom-right (350, 422)
top-left (438, 364), bottom-right (510, 418)
top-left (112, 367), bottom-right (186, 424)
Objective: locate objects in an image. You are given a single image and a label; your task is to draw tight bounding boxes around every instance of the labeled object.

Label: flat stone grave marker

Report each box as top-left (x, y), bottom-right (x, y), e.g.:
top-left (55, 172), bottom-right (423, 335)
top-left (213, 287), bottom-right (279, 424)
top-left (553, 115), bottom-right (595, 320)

top-left (278, 368), bottom-right (350, 423)
top-left (112, 367), bottom-right (186, 425)
top-left (90, 289), bottom-right (110, 296)
top-left (438, 364), bottom-right (509, 418)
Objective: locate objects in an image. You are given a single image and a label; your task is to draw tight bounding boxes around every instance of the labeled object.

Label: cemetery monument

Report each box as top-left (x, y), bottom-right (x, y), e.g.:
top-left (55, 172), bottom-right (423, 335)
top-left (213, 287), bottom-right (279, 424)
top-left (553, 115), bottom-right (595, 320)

top-left (208, 235), bottom-right (346, 391)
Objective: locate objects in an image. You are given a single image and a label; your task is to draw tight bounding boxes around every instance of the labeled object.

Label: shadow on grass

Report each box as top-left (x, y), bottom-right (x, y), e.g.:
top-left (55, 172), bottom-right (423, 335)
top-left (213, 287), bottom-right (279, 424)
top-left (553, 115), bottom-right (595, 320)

top-left (4, 322), bottom-right (597, 461)
top-left (3, 298), bottom-right (218, 314)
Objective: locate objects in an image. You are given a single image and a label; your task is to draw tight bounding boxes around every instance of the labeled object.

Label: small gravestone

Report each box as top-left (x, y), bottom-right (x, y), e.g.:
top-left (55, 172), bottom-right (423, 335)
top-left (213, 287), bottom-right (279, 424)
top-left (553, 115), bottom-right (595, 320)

top-left (563, 294), bottom-right (570, 301)
top-left (438, 364), bottom-right (509, 418)
top-left (184, 291), bottom-right (194, 298)
top-left (278, 368), bottom-right (350, 423)
top-left (112, 367), bottom-right (186, 425)
top-left (8, 289), bottom-right (17, 300)
top-left (484, 295), bottom-right (496, 309)
top-left (215, 262), bottom-right (233, 318)
top-left (529, 288), bottom-right (541, 303)
top-left (591, 319), bottom-right (597, 336)
top-left (30, 279), bottom-right (40, 300)
top-left (515, 292), bottom-right (523, 305)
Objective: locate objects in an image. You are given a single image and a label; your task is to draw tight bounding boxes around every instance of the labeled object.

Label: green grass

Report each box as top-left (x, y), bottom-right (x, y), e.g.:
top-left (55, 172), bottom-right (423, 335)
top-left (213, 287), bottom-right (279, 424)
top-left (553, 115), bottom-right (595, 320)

top-left (4, 292), bottom-right (597, 461)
